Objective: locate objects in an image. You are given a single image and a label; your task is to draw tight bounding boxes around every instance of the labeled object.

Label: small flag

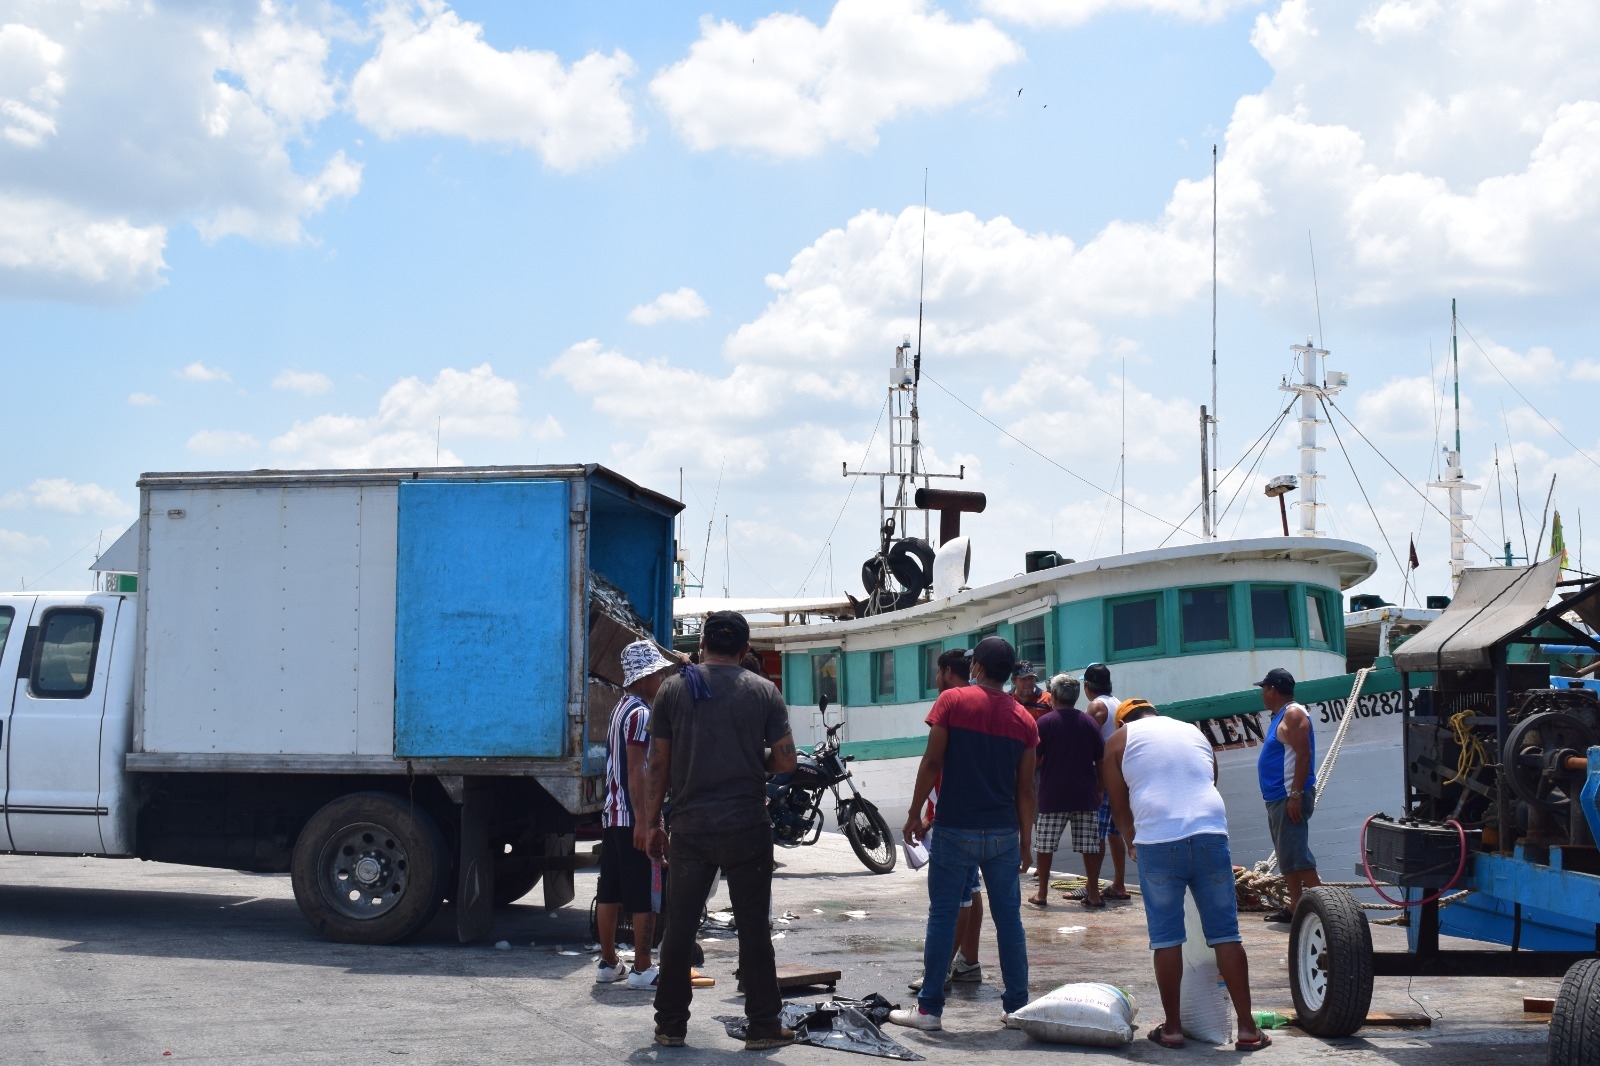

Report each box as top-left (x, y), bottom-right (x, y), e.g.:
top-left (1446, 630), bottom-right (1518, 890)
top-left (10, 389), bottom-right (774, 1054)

top-left (1408, 538), bottom-right (1420, 571)
top-left (1552, 511), bottom-right (1569, 569)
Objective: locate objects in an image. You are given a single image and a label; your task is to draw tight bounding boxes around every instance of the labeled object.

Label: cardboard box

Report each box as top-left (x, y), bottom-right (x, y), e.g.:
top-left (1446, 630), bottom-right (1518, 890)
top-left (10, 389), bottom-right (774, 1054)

top-left (588, 611), bottom-right (646, 688)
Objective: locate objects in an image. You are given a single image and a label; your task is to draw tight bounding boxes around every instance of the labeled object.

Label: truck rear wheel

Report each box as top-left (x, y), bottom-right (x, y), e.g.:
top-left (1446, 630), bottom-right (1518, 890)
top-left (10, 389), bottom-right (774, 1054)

top-left (291, 792), bottom-right (449, 944)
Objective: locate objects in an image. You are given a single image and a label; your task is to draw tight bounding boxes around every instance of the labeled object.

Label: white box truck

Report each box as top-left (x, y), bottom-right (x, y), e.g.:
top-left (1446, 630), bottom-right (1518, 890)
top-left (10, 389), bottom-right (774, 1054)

top-left (0, 465), bottom-right (681, 944)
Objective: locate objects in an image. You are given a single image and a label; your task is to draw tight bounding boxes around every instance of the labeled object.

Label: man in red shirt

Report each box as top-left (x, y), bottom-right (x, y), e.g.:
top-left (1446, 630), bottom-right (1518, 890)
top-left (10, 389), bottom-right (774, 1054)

top-left (893, 637), bottom-right (1038, 1031)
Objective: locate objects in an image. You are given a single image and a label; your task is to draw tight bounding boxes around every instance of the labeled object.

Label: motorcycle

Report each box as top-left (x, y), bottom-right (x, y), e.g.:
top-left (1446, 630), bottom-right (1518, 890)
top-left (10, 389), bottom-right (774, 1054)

top-left (769, 698), bottom-right (897, 874)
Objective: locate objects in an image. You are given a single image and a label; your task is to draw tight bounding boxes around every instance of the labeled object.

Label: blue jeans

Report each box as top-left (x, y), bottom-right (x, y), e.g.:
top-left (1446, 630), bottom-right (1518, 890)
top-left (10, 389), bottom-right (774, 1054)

top-left (1136, 833), bottom-right (1241, 951)
top-left (920, 825), bottom-right (1029, 1015)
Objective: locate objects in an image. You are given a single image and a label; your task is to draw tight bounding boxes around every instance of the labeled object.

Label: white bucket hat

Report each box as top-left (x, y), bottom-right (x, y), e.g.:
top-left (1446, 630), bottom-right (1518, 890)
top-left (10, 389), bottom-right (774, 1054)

top-left (621, 640), bottom-right (677, 689)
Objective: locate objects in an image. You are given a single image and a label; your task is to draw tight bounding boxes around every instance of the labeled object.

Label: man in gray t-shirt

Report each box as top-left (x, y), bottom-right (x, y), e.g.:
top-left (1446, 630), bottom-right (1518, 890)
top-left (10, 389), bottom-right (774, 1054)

top-left (636, 611), bottom-right (797, 1050)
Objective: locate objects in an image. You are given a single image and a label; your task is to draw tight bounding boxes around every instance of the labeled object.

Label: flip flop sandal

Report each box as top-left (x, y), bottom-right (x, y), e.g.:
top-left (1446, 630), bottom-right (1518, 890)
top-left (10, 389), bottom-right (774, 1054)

top-left (1262, 909), bottom-right (1293, 924)
top-left (1102, 889), bottom-right (1133, 901)
top-left (691, 969), bottom-right (716, 988)
top-left (1235, 1031), bottom-right (1273, 1052)
top-left (1061, 887), bottom-right (1089, 901)
top-left (1026, 897), bottom-right (1049, 908)
top-left (1082, 897), bottom-right (1107, 909)
top-left (1146, 1027), bottom-right (1185, 1049)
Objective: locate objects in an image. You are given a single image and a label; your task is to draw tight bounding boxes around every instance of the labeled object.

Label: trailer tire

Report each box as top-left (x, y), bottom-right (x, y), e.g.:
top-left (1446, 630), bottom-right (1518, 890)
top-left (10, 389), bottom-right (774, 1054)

top-left (1289, 887), bottom-right (1374, 1037)
top-left (291, 792), bottom-right (449, 944)
top-left (1550, 958), bottom-right (1600, 1066)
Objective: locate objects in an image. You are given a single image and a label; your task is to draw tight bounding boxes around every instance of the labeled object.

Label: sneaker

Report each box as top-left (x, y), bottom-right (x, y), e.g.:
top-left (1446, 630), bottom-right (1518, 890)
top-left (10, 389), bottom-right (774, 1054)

top-left (595, 959), bottom-right (629, 984)
top-left (949, 951), bottom-right (982, 984)
top-left (1003, 1013), bottom-right (1023, 1030)
top-left (626, 965), bottom-right (659, 990)
top-left (743, 1022), bottom-right (796, 1050)
top-left (907, 970), bottom-right (953, 992)
top-left (654, 1027), bottom-right (685, 1048)
top-left (888, 1007), bottom-right (942, 1031)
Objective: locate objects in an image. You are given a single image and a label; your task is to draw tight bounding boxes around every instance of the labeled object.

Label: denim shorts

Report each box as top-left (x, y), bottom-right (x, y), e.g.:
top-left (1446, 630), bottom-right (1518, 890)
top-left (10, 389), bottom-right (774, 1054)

top-left (1266, 787), bottom-right (1317, 873)
top-left (1136, 833), bottom-right (1241, 951)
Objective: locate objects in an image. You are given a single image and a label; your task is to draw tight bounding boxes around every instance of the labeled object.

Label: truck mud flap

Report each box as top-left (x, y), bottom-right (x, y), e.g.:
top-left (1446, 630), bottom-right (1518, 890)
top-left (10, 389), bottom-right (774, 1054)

top-left (543, 832), bottom-right (576, 910)
top-left (456, 782), bottom-right (495, 943)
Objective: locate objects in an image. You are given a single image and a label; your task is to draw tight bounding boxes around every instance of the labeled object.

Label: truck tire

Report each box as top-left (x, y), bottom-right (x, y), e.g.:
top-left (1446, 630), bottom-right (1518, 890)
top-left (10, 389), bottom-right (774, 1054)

top-left (1289, 886), bottom-right (1374, 1037)
top-left (1550, 958), bottom-right (1600, 1066)
top-left (492, 854), bottom-right (543, 907)
top-left (291, 791), bottom-right (449, 944)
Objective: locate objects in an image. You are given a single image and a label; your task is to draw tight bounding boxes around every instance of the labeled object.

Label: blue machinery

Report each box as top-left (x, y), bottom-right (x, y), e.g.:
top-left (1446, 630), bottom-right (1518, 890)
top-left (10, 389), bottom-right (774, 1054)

top-left (1287, 561), bottom-right (1600, 1062)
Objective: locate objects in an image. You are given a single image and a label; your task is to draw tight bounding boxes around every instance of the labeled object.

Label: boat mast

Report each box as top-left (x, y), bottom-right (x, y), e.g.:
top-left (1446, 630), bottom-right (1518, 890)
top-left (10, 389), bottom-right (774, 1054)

top-left (1281, 340), bottom-right (1346, 536)
top-left (1427, 298), bottom-right (1480, 589)
top-left (1208, 144), bottom-right (1219, 537)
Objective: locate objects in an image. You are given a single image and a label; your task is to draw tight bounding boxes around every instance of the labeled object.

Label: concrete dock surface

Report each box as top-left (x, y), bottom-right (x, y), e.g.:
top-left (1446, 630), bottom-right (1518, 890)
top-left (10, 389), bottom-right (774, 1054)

top-left (0, 833), bottom-right (1560, 1065)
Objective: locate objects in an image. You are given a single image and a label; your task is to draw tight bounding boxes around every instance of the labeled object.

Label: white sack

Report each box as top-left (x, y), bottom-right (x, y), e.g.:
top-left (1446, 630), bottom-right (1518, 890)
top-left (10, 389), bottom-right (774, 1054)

top-left (1008, 982), bottom-right (1138, 1047)
top-left (1179, 892), bottom-right (1237, 1045)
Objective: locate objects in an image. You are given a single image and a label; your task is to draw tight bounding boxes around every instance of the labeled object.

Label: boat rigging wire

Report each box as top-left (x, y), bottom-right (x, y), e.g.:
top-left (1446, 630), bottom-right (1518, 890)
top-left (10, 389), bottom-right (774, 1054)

top-left (1217, 402), bottom-right (1296, 537)
top-left (1458, 318), bottom-right (1600, 474)
top-left (1502, 404), bottom-right (1531, 562)
top-left (1322, 395), bottom-right (1501, 561)
top-left (1319, 395), bottom-right (1418, 600)
top-left (700, 456), bottom-right (725, 596)
top-left (1156, 399), bottom-right (1297, 549)
top-left (1308, 231), bottom-right (1324, 349)
top-left (921, 371), bottom-right (1200, 541)
top-left (794, 393), bottom-right (891, 596)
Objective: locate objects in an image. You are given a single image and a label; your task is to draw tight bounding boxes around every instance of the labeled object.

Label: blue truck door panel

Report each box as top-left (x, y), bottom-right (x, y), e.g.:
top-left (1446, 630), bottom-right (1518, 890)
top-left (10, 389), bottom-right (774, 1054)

top-left (395, 480), bottom-right (570, 757)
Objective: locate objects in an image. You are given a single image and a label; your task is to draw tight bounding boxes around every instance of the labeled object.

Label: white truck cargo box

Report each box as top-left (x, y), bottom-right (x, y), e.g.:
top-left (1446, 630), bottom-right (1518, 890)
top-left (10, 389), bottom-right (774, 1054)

top-left (138, 481), bottom-right (399, 755)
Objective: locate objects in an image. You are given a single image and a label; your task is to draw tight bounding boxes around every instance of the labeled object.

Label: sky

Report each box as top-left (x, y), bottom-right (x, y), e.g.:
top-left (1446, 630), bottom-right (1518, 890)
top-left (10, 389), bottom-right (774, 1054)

top-left (4, 0), bottom-right (1600, 607)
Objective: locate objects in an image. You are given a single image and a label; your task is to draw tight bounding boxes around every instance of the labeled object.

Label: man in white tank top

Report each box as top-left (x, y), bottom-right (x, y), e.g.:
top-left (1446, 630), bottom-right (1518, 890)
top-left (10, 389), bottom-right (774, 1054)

top-left (1103, 699), bottom-right (1269, 1051)
top-left (1076, 664), bottom-right (1129, 903)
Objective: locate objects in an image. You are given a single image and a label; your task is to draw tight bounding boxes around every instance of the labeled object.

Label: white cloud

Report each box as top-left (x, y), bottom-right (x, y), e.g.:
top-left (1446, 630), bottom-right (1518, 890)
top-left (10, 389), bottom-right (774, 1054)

top-left (127, 391), bottom-right (159, 406)
top-left (0, 528), bottom-right (49, 556)
top-left (1357, 0), bottom-right (1443, 44)
top-left (2, 478), bottom-right (132, 518)
top-left (269, 364), bottom-right (563, 468)
top-left (0, 1), bottom-right (359, 301)
top-left (350, 1), bottom-right (637, 172)
top-left (0, 23), bottom-right (65, 148)
top-left (1573, 360), bottom-right (1600, 382)
top-left (273, 369), bottom-right (333, 395)
top-left (651, 0), bottom-right (1022, 158)
top-left (0, 193), bottom-right (167, 300)
top-left (179, 361), bottom-right (231, 383)
top-left (628, 287), bottom-right (710, 325)
top-left (186, 429), bottom-right (261, 456)
top-left (981, 0), bottom-right (1262, 27)
top-left (1353, 375), bottom-right (1450, 441)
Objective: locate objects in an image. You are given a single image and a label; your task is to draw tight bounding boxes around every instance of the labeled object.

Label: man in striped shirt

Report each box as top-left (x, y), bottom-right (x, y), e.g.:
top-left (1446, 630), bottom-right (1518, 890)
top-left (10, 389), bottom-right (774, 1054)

top-left (596, 640), bottom-right (678, 990)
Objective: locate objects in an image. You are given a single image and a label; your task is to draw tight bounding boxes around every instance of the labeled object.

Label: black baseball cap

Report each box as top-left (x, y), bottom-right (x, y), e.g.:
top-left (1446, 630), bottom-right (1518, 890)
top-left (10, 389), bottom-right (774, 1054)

top-left (1012, 660), bottom-right (1038, 679)
top-left (1254, 667), bottom-right (1295, 695)
top-left (972, 636), bottom-right (1016, 680)
top-left (703, 610), bottom-right (750, 648)
top-left (1083, 662), bottom-right (1112, 692)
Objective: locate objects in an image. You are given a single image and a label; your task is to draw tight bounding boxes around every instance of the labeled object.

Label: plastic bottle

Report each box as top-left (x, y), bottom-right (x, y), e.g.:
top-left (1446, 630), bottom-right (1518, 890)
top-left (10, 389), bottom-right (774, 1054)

top-left (1252, 1009), bottom-right (1291, 1030)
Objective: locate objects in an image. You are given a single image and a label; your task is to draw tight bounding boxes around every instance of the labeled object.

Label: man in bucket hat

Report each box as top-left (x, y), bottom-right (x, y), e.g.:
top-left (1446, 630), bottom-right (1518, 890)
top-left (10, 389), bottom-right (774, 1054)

top-left (595, 640), bottom-right (678, 990)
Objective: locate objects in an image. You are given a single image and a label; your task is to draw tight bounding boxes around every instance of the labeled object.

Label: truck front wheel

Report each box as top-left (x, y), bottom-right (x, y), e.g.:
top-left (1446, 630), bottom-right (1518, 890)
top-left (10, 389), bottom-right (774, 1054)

top-left (291, 792), bottom-right (449, 944)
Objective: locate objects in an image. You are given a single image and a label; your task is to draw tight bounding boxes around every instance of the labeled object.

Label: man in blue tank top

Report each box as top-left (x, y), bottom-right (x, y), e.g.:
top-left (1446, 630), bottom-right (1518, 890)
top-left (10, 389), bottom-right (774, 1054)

top-left (1255, 668), bottom-right (1321, 923)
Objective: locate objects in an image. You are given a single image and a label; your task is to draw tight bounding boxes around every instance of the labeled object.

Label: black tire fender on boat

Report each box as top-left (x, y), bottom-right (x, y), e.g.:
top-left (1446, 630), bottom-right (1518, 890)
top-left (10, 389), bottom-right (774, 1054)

top-left (1288, 886), bottom-right (1374, 1038)
top-left (886, 538), bottom-right (936, 594)
top-left (861, 555), bottom-right (886, 593)
top-left (1550, 957), bottom-right (1600, 1066)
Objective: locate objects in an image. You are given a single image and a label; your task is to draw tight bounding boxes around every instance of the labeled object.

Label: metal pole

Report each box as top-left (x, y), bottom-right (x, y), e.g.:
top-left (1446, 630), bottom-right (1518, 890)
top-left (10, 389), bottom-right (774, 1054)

top-left (1210, 144), bottom-right (1219, 537)
top-left (1200, 406), bottom-right (1211, 539)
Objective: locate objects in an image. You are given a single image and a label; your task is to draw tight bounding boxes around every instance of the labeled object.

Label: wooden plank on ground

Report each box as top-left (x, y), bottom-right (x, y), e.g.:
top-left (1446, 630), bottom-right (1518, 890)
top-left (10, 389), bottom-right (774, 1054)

top-left (774, 962), bottom-right (842, 991)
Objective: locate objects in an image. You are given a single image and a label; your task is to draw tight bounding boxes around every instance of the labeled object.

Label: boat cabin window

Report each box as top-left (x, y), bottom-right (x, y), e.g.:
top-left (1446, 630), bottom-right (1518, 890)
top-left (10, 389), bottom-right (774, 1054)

top-left (920, 643), bottom-right (942, 698)
top-left (1306, 592), bottom-right (1329, 645)
top-left (1179, 586), bottom-right (1232, 649)
top-left (30, 607), bottom-right (102, 699)
top-left (811, 653), bottom-right (839, 705)
top-left (1013, 616), bottom-right (1047, 671)
top-left (873, 650), bottom-right (896, 702)
top-left (1250, 586), bottom-right (1295, 644)
top-left (1108, 594), bottom-right (1161, 658)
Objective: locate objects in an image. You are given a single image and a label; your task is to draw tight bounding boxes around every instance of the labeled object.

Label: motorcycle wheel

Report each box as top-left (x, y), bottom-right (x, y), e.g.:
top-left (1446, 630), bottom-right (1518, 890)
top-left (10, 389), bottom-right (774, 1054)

top-left (842, 799), bottom-right (897, 874)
